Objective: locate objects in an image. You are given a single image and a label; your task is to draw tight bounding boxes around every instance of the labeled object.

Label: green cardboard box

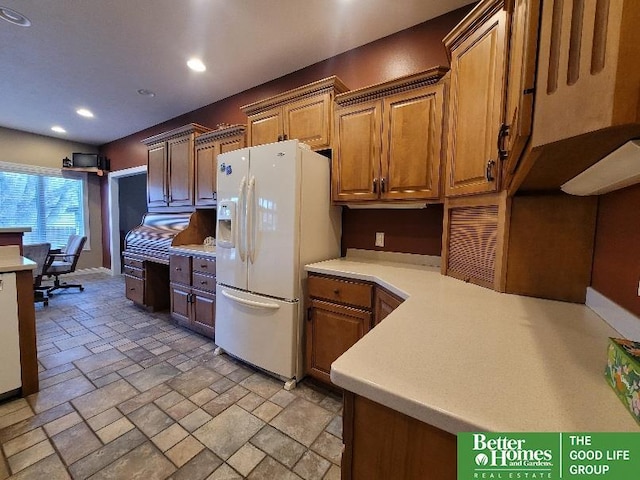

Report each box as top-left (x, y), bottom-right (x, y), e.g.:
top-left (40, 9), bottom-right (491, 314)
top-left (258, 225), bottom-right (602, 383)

top-left (605, 337), bottom-right (640, 426)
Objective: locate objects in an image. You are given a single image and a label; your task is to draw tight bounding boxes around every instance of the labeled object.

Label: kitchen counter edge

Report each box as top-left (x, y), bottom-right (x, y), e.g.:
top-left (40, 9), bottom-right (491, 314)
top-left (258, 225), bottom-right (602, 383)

top-left (304, 257), bottom-right (637, 434)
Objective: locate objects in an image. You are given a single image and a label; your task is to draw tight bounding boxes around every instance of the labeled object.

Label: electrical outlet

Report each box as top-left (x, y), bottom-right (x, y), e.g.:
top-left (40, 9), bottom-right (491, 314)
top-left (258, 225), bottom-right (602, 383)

top-left (375, 232), bottom-right (385, 247)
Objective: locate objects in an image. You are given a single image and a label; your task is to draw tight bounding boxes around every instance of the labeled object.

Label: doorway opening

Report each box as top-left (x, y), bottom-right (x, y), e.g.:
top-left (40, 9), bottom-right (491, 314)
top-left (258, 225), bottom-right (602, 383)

top-left (108, 165), bottom-right (147, 275)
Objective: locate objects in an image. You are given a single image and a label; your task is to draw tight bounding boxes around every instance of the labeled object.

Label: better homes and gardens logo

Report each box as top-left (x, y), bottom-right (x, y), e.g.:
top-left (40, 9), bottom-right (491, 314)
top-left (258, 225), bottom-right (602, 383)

top-left (458, 433), bottom-right (640, 479)
top-left (469, 433), bottom-right (555, 478)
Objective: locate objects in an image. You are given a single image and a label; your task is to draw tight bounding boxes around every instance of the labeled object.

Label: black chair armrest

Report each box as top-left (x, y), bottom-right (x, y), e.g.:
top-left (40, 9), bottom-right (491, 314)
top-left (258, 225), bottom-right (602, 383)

top-left (49, 248), bottom-right (62, 254)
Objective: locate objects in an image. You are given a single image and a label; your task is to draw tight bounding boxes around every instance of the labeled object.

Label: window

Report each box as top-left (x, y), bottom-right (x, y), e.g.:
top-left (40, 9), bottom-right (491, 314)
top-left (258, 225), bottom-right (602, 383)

top-left (0, 162), bottom-right (88, 249)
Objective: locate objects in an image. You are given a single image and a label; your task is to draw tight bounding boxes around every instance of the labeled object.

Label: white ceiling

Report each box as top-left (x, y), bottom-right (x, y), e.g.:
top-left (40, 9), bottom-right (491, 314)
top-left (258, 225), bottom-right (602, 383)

top-left (0, 0), bottom-right (472, 146)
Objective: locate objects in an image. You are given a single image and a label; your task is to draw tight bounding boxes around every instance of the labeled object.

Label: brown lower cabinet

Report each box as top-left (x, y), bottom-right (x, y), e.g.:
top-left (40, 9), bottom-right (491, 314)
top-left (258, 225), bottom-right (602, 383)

top-left (123, 253), bottom-right (169, 311)
top-left (373, 287), bottom-right (403, 326)
top-left (169, 254), bottom-right (216, 338)
top-left (342, 391), bottom-right (456, 480)
top-left (305, 273), bottom-right (403, 386)
top-left (306, 299), bottom-right (372, 385)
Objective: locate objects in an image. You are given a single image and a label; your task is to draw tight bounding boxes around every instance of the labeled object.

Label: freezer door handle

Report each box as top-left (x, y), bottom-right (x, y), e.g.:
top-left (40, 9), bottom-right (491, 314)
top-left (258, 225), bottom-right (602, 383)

top-left (221, 290), bottom-right (280, 310)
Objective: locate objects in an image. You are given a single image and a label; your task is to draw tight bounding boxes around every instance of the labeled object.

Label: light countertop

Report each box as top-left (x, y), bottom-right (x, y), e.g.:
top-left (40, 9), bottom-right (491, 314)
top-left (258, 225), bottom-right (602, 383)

top-left (169, 245), bottom-right (216, 258)
top-left (0, 246), bottom-right (36, 273)
top-left (305, 254), bottom-right (637, 434)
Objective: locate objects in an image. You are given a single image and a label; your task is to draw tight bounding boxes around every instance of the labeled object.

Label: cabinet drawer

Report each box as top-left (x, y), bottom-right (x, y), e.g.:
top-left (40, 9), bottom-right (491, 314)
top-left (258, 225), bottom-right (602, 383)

top-left (193, 257), bottom-right (216, 275)
top-left (123, 265), bottom-right (144, 279)
top-left (123, 256), bottom-right (144, 270)
top-left (125, 275), bottom-right (144, 305)
top-left (170, 255), bottom-right (191, 285)
top-left (192, 272), bottom-right (216, 293)
top-left (308, 275), bottom-right (373, 309)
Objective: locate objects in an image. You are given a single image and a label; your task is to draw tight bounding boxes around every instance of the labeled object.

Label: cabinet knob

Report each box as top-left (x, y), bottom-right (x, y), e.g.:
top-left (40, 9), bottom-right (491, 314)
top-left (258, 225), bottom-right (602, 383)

top-left (333, 289), bottom-right (340, 295)
top-left (175, 267), bottom-right (182, 271)
top-left (380, 177), bottom-right (386, 193)
top-left (200, 264), bottom-right (207, 269)
top-left (372, 178), bottom-right (378, 194)
top-left (201, 281), bottom-right (207, 285)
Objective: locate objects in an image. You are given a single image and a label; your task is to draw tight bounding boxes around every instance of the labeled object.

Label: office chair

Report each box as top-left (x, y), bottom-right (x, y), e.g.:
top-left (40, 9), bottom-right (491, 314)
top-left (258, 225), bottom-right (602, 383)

top-left (22, 242), bottom-right (52, 306)
top-left (43, 235), bottom-right (87, 295)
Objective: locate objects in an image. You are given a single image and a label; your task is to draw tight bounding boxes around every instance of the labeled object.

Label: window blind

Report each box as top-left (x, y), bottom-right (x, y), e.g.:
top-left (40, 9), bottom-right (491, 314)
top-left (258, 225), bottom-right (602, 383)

top-left (0, 162), bottom-right (86, 249)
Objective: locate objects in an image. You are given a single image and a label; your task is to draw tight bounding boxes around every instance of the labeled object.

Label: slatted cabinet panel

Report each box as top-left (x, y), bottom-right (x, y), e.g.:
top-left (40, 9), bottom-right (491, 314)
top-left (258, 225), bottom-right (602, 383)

top-left (442, 192), bottom-right (509, 291)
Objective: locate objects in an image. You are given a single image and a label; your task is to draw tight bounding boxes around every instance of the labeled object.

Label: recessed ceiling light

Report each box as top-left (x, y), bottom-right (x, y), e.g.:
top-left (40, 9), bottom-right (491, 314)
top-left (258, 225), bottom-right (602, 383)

top-left (187, 58), bottom-right (206, 72)
top-left (51, 126), bottom-right (66, 133)
top-left (137, 89), bottom-right (156, 97)
top-left (76, 108), bottom-right (94, 118)
top-left (0, 6), bottom-right (31, 27)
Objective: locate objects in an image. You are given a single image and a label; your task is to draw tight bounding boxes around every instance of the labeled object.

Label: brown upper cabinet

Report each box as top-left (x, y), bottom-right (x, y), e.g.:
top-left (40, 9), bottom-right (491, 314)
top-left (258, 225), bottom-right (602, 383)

top-left (194, 125), bottom-right (246, 207)
top-left (445, 0), bottom-right (640, 195)
top-left (332, 68), bottom-right (448, 203)
top-left (510, 0), bottom-right (640, 192)
top-left (443, 0), bottom-right (509, 197)
top-left (241, 76), bottom-right (349, 150)
top-left (142, 124), bottom-right (211, 211)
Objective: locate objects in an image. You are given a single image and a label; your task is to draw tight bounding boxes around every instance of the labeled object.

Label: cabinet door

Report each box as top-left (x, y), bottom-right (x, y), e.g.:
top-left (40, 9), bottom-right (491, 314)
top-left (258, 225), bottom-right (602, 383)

top-left (305, 299), bottom-right (371, 385)
top-left (248, 108), bottom-right (282, 147)
top-left (170, 284), bottom-right (190, 326)
top-left (195, 142), bottom-right (218, 206)
top-left (167, 135), bottom-right (193, 207)
top-left (502, 0), bottom-right (540, 181)
top-left (374, 287), bottom-right (403, 326)
top-left (219, 135), bottom-right (245, 154)
top-left (192, 289), bottom-right (215, 339)
top-left (445, 9), bottom-right (508, 196)
top-left (381, 84), bottom-right (445, 200)
top-left (332, 101), bottom-right (382, 202)
top-left (343, 392), bottom-right (457, 480)
top-left (283, 93), bottom-right (332, 150)
top-left (147, 143), bottom-right (167, 207)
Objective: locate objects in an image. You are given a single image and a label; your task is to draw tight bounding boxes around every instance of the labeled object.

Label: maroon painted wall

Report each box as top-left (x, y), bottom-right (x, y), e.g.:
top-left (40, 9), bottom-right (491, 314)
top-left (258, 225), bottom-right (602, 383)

top-left (591, 184), bottom-right (640, 317)
top-left (341, 206), bottom-right (443, 256)
top-left (100, 6), bottom-right (474, 267)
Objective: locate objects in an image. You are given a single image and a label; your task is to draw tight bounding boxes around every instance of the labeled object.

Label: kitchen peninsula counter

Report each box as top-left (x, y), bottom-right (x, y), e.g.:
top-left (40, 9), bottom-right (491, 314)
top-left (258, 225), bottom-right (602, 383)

top-left (0, 246), bottom-right (38, 397)
top-left (305, 254), bottom-right (637, 434)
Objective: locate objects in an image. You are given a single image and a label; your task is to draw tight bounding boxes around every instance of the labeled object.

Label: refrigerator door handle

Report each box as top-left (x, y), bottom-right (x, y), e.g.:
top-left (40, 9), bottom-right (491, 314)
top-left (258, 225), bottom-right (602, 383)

top-left (221, 290), bottom-right (280, 310)
top-left (247, 176), bottom-right (257, 264)
top-left (238, 176), bottom-right (247, 262)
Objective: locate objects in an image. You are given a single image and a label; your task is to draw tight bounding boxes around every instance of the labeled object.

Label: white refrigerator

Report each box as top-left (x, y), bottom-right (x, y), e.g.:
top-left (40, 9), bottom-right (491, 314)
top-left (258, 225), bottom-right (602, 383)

top-left (215, 140), bottom-right (341, 389)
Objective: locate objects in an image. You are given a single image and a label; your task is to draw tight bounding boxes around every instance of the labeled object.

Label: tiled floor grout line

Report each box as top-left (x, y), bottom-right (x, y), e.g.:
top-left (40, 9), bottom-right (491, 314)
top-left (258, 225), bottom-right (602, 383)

top-left (0, 272), bottom-right (343, 480)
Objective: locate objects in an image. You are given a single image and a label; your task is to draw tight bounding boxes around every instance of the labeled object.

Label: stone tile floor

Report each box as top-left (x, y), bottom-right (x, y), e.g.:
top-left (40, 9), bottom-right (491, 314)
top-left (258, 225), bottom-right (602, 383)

top-left (0, 272), bottom-right (343, 479)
